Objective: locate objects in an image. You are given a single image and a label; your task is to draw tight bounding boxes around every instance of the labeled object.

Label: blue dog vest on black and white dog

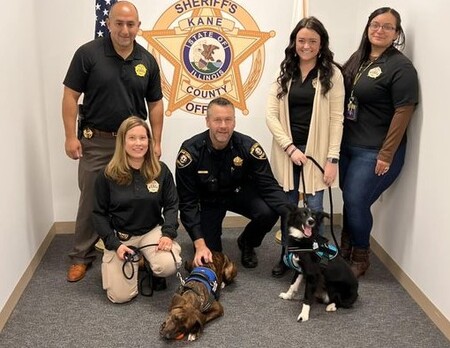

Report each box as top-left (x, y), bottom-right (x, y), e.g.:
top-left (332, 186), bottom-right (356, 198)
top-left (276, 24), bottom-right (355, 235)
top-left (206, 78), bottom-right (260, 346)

top-left (284, 242), bottom-right (339, 272)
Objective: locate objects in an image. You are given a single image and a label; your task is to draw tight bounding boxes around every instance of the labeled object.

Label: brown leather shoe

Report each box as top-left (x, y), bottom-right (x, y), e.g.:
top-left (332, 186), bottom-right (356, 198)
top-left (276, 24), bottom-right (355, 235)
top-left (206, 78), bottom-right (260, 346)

top-left (67, 264), bottom-right (88, 282)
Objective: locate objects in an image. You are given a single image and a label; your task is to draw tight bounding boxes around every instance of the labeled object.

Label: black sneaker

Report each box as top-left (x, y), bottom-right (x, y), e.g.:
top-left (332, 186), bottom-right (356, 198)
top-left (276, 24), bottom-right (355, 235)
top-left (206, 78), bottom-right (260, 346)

top-left (237, 235), bottom-right (258, 268)
top-left (152, 276), bottom-right (167, 291)
top-left (271, 259), bottom-right (288, 277)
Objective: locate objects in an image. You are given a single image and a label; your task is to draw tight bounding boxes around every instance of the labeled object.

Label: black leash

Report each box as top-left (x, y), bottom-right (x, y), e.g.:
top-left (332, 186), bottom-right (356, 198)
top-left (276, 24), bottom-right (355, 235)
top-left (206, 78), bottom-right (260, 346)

top-left (121, 243), bottom-right (181, 296)
top-left (298, 156), bottom-right (340, 253)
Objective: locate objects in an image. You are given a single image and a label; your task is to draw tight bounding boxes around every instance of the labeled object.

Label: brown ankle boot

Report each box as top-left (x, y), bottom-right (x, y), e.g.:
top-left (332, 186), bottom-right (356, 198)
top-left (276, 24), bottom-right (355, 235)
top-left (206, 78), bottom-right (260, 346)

top-left (350, 248), bottom-right (370, 278)
top-left (340, 230), bottom-right (352, 261)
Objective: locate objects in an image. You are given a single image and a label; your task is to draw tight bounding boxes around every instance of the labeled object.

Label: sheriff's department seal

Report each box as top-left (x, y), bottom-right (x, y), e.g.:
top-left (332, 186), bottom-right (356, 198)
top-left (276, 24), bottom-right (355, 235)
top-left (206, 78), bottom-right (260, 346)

top-left (140, 0), bottom-right (275, 116)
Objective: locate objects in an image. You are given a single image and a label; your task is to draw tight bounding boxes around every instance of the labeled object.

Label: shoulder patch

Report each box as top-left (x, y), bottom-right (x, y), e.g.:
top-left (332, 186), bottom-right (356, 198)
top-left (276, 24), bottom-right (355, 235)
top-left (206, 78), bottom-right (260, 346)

top-left (250, 143), bottom-right (267, 160)
top-left (176, 149), bottom-right (193, 168)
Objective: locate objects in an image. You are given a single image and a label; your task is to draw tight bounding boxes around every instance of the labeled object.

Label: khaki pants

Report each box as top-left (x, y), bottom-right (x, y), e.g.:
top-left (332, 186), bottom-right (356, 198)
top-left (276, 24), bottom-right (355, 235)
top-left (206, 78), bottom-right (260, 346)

top-left (101, 226), bottom-right (182, 303)
top-left (70, 136), bottom-right (116, 264)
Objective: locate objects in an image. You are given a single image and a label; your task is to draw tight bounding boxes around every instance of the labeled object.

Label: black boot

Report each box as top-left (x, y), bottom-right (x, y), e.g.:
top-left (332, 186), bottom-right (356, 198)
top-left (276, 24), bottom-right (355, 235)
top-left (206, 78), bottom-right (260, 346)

top-left (152, 276), bottom-right (167, 291)
top-left (237, 235), bottom-right (258, 268)
top-left (272, 246), bottom-right (288, 277)
top-left (340, 229), bottom-right (352, 261)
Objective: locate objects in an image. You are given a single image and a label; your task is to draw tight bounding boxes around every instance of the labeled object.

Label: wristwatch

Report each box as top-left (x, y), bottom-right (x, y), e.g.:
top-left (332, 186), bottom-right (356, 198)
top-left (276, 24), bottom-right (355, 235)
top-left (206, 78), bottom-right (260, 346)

top-left (327, 157), bottom-right (339, 164)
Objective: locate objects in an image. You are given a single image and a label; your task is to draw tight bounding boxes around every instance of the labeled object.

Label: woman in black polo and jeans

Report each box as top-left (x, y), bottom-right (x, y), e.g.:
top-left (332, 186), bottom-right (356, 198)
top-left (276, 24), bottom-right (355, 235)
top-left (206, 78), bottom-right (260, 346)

top-left (340, 7), bottom-right (418, 277)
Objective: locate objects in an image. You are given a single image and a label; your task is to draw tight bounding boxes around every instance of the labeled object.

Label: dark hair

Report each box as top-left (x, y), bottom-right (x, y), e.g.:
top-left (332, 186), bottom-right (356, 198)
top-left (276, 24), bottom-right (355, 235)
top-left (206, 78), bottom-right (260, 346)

top-left (206, 97), bottom-right (235, 117)
top-left (277, 16), bottom-right (338, 99)
top-left (342, 7), bottom-right (405, 90)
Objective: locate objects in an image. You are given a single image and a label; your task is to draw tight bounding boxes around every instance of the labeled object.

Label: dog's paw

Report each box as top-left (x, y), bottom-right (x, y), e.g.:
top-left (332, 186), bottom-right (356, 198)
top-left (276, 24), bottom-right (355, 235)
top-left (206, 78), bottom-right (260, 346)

top-left (279, 291), bottom-right (296, 300)
top-left (297, 304), bottom-right (310, 322)
top-left (326, 303), bottom-right (337, 312)
top-left (187, 333), bottom-right (198, 341)
top-left (297, 312), bottom-right (309, 322)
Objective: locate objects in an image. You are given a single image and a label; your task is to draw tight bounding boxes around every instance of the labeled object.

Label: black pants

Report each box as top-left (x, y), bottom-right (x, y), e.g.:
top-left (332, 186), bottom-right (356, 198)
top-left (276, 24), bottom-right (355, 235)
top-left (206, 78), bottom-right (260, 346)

top-left (200, 185), bottom-right (279, 251)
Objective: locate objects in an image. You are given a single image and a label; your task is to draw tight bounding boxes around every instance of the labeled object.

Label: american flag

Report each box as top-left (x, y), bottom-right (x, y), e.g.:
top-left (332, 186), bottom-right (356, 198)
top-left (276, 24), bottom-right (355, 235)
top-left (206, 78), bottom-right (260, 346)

top-left (95, 0), bottom-right (117, 38)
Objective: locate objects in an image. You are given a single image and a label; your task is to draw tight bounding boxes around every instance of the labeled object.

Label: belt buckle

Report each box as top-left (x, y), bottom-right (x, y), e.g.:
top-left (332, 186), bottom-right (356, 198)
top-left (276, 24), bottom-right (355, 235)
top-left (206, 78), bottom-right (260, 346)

top-left (83, 128), bottom-right (93, 139)
top-left (117, 231), bottom-right (131, 241)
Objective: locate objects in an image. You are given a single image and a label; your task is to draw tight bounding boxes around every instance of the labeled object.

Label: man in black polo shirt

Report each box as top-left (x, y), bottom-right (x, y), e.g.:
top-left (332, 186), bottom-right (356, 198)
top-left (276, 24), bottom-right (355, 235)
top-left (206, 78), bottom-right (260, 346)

top-left (62, 1), bottom-right (163, 282)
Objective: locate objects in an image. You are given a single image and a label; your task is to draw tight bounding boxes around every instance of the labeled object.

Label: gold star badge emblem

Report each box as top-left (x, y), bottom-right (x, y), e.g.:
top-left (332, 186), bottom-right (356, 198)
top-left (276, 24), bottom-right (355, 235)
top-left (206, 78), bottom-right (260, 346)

top-left (140, 3), bottom-right (275, 116)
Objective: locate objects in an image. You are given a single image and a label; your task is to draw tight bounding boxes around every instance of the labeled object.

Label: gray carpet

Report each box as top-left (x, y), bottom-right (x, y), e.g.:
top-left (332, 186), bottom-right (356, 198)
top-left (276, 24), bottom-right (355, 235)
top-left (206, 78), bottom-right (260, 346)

top-left (1, 227), bottom-right (449, 348)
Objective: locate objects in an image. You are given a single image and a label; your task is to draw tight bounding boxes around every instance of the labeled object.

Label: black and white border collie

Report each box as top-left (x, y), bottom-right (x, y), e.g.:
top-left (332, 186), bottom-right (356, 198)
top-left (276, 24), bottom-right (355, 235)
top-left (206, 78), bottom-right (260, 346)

top-left (279, 205), bottom-right (359, 322)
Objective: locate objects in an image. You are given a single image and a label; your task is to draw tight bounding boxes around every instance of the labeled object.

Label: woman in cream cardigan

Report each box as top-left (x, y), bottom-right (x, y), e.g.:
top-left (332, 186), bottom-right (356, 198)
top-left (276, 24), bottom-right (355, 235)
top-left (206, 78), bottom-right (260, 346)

top-left (266, 17), bottom-right (344, 277)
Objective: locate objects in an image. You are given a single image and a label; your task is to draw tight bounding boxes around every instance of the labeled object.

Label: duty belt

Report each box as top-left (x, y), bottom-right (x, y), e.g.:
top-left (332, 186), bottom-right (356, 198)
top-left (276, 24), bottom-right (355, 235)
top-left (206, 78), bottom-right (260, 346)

top-left (83, 127), bottom-right (117, 139)
top-left (116, 231), bottom-right (132, 241)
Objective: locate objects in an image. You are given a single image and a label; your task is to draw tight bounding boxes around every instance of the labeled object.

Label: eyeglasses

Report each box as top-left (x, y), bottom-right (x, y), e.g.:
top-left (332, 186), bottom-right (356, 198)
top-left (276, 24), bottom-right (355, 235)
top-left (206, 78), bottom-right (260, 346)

top-left (369, 22), bottom-right (396, 32)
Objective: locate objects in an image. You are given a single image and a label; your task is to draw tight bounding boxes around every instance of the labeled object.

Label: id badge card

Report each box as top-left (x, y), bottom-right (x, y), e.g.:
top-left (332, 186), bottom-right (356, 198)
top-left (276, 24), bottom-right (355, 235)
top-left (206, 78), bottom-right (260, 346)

top-left (345, 96), bottom-right (358, 121)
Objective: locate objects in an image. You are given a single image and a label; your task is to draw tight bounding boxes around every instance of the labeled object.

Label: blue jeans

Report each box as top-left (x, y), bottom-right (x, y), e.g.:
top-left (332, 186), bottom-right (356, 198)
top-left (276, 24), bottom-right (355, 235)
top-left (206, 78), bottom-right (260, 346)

top-left (339, 142), bottom-right (406, 248)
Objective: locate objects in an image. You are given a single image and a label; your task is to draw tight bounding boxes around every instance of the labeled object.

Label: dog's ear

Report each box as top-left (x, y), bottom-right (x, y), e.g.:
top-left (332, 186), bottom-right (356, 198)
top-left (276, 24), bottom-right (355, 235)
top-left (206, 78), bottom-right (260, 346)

top-left (189, 312), bottom-right (205, 335)
top-left (314, 211), bottom-right (330, 222)
top-left (170, 293), bottom-right (186, 308)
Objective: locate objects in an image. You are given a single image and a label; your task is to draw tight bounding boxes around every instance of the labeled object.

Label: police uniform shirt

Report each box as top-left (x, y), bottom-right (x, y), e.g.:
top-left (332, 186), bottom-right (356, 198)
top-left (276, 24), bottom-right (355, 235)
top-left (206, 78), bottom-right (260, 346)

top-left (343, 47), bottom-right (419, 149)
top-left (63, 37), bottom-right (163, 132)
top-left (92, 162), bottom-right (179, 251)
top-left (288, 67), bottom-right (318, 146)
top-left (175, 130), bottom-right (287, 241)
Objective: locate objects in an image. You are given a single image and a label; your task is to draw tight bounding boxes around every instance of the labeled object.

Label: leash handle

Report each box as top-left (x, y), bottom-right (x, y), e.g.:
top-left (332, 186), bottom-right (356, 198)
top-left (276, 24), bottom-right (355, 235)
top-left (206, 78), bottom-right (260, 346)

top-left (121, 243), bottom-right (181, 280)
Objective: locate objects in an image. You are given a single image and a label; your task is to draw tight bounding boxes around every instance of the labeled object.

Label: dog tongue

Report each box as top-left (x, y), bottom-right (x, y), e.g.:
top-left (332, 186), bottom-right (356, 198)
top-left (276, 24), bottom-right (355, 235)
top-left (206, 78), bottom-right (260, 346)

top-left (304, 225), bottom-right (312, 237)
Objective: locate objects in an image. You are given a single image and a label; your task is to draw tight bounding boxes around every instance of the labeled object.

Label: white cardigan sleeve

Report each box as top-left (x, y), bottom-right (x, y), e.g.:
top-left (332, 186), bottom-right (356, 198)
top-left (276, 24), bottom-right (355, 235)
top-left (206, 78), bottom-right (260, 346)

top-left (265, 79), bottom-right (292, 150)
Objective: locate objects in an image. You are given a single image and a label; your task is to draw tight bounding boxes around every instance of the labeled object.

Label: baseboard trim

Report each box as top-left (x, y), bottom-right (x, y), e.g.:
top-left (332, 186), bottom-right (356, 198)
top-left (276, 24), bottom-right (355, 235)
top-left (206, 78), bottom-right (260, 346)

top-left (0, 224), bottom-right (57, 332)
top-left (50, 217), bottom-right (253, 235)
top-left (370, 237), bottom-right (450, 341)
top-left (54, 221), bottom-right (76, 234)
top-left (50, 214), bottom-right (341, 235)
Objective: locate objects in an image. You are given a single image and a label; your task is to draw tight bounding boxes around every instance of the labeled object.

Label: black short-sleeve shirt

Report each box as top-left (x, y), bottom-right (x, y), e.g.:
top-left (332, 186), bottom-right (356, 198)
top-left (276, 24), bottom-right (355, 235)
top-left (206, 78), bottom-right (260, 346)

top-left (63, 37), bottom-right (163, 132)
top-left (343, 48), bottom-right (418, 149)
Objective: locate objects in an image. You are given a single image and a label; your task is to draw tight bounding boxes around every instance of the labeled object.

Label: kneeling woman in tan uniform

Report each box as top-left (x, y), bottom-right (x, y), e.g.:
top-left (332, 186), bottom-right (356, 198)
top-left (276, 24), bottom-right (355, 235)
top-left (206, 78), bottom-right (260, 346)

top-left (93, 116), bottom-right (182, 303)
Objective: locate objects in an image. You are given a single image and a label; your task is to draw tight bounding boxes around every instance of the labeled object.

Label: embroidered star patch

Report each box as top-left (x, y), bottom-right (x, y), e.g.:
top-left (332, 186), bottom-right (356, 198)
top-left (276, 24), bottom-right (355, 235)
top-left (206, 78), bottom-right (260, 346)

top-left (250, 143), bottom-right (267, 160)
top-left (176, 149), bottom-right (193, 168)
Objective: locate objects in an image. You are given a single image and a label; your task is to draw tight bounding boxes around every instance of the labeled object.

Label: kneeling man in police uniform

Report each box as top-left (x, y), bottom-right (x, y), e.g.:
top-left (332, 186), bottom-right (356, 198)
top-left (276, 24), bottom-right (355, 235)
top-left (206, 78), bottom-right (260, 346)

top-left (176, 97), bottom-right (288, 269)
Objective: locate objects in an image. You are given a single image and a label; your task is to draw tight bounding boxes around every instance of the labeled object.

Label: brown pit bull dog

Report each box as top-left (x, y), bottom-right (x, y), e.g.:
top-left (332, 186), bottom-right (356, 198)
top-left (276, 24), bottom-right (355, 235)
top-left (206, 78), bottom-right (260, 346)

top-left (159, 251), bottom-right (237, 341)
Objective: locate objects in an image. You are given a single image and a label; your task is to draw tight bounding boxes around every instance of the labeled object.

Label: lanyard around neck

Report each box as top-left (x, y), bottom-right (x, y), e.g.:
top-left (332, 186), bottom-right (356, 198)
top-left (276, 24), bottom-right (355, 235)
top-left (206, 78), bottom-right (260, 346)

top-left (352, 60), bottom-right (375, 87)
